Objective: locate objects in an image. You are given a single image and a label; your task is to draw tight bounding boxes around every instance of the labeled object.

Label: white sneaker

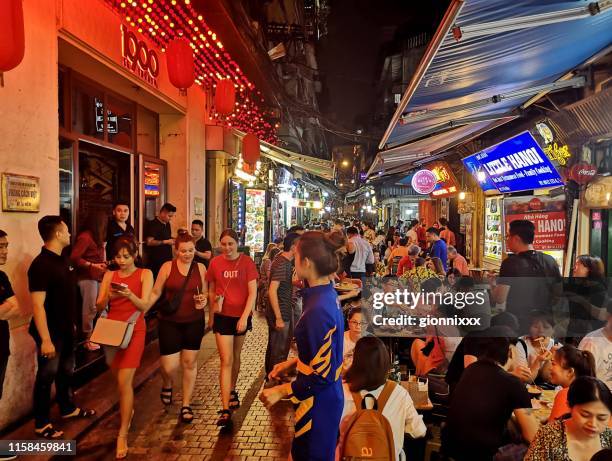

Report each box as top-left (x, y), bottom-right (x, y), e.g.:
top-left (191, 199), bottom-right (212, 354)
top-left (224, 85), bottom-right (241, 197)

top-left (84, 341), bottom-right (100, 351)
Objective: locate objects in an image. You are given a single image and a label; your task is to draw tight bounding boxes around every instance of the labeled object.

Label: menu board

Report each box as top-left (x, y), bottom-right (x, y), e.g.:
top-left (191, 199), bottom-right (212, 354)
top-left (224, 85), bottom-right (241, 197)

top-left (230, 181), bottom-right (244, 232)
top-left (485, 196), bottom-right (503, 260)
top-left (504, 195), bottom-right (566, 250)
top-left (244, 189), bottom-right (266, 255)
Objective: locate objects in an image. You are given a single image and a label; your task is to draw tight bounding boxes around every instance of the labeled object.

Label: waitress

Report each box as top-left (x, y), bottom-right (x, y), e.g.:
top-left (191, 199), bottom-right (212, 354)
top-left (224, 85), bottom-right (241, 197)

top-left (206, 229), bottom-right (258, 428)
top-left (259, 231), bottom-right (345, 461)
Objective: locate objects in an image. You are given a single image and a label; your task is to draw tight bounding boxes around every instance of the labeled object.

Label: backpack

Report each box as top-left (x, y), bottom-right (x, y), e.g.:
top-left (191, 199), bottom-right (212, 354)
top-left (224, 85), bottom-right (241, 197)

top-left (340, 381), bottom-right (397, 461)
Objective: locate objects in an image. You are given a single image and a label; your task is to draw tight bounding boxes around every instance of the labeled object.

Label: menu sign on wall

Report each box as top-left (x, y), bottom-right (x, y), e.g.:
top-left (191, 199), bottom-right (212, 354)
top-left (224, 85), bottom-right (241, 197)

top-left (484, 196), bottom-right (503, 260)
top-left (504, 195), bottom-right (566, 250)
top-left (468, 132), bottom-right (564, 193)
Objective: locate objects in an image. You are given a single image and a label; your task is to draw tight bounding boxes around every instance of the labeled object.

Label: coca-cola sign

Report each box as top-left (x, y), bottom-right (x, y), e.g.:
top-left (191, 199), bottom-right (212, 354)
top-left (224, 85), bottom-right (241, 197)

top-left (569, 162), bottom-right (597, 185)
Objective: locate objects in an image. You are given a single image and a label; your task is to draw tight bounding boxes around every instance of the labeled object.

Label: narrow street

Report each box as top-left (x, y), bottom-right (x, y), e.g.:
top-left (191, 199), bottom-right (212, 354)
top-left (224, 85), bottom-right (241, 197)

top-left (74, 314), bottom-right (294, 461)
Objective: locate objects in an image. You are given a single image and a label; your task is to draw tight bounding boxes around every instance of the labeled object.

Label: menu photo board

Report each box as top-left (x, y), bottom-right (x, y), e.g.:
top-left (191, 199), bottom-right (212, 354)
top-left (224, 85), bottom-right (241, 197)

top-left (484, 196), bottom-right (503, 260)
top-left (464, 131), bottom-right (564, 193)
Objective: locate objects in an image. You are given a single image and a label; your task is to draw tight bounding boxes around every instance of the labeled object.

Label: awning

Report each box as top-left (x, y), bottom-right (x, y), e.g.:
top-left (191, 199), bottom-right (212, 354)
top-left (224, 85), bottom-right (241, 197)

top-left (369, 0), bottom-right (612, 177)
top-left (233, 130), bottom-right (334, 180)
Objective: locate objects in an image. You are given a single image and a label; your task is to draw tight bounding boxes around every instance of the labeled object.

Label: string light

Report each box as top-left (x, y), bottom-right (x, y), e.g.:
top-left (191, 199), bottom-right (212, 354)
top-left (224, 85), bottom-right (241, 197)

top-left (104, 0), bottom-right (278, 143)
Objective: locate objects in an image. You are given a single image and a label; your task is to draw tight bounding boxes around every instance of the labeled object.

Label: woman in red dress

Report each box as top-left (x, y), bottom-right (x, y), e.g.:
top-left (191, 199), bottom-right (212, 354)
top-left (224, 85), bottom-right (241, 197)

top-left (96, 237), bottom-right (153, 459)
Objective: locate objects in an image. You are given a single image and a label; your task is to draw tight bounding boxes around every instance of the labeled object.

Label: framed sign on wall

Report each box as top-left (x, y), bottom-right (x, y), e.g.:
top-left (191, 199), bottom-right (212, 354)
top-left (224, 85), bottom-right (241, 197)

top-left (2, 173), bottom-right (40, 212)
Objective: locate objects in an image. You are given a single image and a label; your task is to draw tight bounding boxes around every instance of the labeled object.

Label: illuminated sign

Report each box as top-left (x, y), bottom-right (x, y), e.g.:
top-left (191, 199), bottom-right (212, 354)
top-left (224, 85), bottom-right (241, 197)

top-left (462, 154), bottom-right (497, 191)
top-left (428, 162), bottom-right (460, 198)
top-left (468, 131), bottom-right (564, 193)
top-left (536, 122), bottom-right (571, 166)
top-left (144, 169), bottom-right (160, 196)
top-left (411, 170), bottom-right (437, 194)
top-left (121, 24), bottom-right (159, 87)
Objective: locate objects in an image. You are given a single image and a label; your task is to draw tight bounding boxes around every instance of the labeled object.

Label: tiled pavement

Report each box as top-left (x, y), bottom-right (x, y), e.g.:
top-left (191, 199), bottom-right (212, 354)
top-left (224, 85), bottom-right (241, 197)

top-left (74, 313), bottom-right (294, 461)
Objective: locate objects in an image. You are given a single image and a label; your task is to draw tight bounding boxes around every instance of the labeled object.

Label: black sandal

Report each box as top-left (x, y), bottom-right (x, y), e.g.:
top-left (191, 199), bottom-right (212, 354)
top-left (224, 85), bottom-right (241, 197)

top-left (160, 387), bottom-right (172, 406)
top-left (229, 390), bottom-right (240, 410)
top-left (216, 409), bottom-right (232, 428)
top-left (35, 423), bottom-right (64, 439)
top-left (180, 406), bottom-right (194, 423)
top-left (61, 407), bottom-right (96, 419)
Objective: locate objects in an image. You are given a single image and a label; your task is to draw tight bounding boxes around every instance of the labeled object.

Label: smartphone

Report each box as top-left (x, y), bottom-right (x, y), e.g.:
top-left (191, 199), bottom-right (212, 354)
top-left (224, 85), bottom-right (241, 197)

top-left (111, 282), bottom-right (128, 291)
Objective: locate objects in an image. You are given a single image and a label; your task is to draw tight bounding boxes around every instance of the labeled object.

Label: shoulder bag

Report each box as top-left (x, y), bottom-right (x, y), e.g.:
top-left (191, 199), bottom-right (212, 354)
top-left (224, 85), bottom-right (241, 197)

top-left (159, 262), bottom-right (196, 316)
top-left (90, 309), bottom-right (141, 350)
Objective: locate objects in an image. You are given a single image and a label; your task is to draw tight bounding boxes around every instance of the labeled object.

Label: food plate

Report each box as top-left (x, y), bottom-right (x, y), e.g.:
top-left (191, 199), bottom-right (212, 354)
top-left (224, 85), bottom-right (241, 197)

top-left (335, 282), bottom-right (359, 292)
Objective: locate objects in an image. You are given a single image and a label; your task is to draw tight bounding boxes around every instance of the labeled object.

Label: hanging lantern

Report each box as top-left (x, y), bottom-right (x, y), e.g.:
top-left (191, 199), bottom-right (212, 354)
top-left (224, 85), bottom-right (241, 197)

top-left (166, 37), bottom-right (194, 94)
top-left (0, 0), bottom-right (25, 77)
top-left (214, 78), bottom-right (236, 116)
top-left (242, 133), bottom-right (260, 166)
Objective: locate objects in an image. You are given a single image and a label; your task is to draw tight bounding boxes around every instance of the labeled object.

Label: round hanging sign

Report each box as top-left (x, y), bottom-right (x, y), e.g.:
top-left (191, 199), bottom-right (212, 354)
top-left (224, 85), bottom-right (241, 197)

top-left (569, 162), bottom-right (597, 185)
top-left (411, 169), bottom-right (437, 194)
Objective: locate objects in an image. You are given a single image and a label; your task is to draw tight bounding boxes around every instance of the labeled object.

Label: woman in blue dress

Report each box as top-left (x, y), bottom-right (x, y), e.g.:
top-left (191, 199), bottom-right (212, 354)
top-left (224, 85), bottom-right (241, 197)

top-left (260, 231), bottom-right (345, 461)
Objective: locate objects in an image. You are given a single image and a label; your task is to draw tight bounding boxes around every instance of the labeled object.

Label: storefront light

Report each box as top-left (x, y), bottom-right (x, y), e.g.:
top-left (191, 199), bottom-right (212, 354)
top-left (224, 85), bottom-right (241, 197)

top-left (477, 171), bottom-right (487, 182)
top-left (313, 201), bottom-right (322, 209)
top-left (459, 191), bottom-right (466, 200)
top-left (304, 191), bottom-right (309, 198)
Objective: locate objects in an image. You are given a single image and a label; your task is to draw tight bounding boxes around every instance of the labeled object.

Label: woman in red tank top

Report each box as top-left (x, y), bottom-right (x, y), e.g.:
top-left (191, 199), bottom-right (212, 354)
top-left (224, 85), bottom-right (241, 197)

top-left (149, 231), bottom-right (208, 425)
top-left (96, 237), bottom-right (153, 459)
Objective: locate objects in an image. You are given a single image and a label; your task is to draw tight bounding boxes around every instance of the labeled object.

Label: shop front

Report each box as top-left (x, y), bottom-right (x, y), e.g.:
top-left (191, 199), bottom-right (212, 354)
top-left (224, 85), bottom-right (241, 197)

top-left (0, 0), bottom-right (208, 431)
top-left (462, 131), bottom-right (567, 272)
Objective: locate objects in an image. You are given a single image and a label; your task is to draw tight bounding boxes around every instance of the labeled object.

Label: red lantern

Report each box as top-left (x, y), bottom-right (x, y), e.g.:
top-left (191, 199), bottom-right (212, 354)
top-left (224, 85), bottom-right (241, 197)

top-left (0, 0), bottom-right (25, 73)
top-left (214, 79), bottom-right (236, 116)
top-left (570, 162), bottom-right (597, 185)
top-left (166, 38), bottom-right (194, 93)
top-left (242, 133), bottom-right (260, 165)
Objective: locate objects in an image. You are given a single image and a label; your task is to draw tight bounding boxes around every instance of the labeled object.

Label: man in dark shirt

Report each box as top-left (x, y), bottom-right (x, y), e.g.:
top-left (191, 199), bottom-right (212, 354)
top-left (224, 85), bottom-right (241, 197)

top-left (0, 229), bottom-right (20, 401)
top-left (264, 233), bottom-right (300, 380)
top-left (443, 335), bottom-right (533, 461)
top-left (489, 219), bottom-right (562, 333)
top-left (144, 202), bottom-right (176, 278)
top-left (191, 219), bottom-right (212, 268)
top-left (29, 216), bottom-right (95, 438)
top-left (426, 227), bottom-right (448, 271)
top-left (105, 201), bottom-right (135, 261)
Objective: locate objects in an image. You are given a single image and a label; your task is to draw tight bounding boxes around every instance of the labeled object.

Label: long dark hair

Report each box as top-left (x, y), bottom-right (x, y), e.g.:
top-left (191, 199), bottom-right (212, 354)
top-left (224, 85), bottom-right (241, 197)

top-left (79, 210), bottom-right (108, 246)
top-left (568, 376), bottom-right (612, 412)
top-left (345, 336), bottom-right (390, 392)
top-left (576, 255), bottom-right (606, 280)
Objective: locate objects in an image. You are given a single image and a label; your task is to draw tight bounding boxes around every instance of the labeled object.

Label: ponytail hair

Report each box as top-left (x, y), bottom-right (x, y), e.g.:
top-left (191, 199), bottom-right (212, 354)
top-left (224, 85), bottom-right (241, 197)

top-left (555, 345), bottom-right (596, 378)
top-left (297, 231), bottom-right (344, 276)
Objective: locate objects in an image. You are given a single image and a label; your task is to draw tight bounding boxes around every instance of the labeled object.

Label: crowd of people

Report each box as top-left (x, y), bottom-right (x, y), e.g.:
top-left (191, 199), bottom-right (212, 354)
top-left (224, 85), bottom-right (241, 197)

top-left (0, 207), bottom-right (611, 461)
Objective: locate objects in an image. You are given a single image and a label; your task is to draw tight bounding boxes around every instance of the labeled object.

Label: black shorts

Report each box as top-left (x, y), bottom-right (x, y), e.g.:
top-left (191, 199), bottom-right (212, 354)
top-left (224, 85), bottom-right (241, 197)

top-left (158, 318), bottom-right (205, 356)
top-left (213, 314), bottom-right (253, 336)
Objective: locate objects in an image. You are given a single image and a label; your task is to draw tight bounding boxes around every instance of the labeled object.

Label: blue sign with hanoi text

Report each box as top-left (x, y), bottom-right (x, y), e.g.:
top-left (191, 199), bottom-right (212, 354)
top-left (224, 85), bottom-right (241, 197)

top-left (462, 154), bottom-right (497, 192)
top-left (470, 131), bottom-right (563, 193)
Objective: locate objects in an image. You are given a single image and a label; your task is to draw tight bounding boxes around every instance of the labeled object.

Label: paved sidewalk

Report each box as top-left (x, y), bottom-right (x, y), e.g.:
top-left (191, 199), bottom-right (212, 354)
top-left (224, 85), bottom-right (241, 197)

top-left (74, 313), bottom-right (294, 461)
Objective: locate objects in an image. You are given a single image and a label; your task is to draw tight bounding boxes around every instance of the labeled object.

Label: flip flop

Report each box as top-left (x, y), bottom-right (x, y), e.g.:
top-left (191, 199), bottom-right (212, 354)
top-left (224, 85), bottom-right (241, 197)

top-left (61, 407), bottom-right (96, 419)
top-left (34, 423), bottom-right (64, 439)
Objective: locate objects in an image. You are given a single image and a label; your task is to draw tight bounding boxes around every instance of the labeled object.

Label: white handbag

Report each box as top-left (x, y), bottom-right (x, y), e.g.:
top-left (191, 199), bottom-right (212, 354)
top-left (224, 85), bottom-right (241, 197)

top-left (90, 309), bottom-right (141, 349)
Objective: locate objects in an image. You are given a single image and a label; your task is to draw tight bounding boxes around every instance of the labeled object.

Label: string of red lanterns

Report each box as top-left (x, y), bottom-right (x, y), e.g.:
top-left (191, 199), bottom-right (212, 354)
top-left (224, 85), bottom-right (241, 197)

top-left (104, 0), bottom-right (277, 144)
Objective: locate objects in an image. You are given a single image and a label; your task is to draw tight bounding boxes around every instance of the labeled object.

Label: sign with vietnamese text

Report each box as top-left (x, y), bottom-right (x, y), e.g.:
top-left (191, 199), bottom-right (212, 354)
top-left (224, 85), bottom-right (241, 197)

top-left (504, 195), bottom-right (566, 250)
top-left (473, 131), bottom-right (564, 193)
top-left (1, 173), bottom-right (40, 212)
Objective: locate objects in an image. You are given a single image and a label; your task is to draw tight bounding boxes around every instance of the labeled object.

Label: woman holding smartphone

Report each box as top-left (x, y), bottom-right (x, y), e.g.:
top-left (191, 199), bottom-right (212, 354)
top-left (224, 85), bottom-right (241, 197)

top-left (149, 230), bottom-right (208, 424)
top-left (96, 237), bottom-right (153, 459)
top-left (206, 229), bottom-right (258, 428)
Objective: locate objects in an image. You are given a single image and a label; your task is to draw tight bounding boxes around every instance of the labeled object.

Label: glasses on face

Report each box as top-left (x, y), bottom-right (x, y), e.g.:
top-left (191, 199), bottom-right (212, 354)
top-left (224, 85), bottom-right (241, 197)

top-left (349, 320), bottom-right (367, 327)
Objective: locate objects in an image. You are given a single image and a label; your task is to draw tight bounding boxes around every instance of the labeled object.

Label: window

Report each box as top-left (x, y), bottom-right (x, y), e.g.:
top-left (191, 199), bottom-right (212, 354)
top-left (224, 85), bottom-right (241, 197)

top-left (72, 83), bottom-right (104, 140)
top-left (107, 95), bottom-right (134, 149)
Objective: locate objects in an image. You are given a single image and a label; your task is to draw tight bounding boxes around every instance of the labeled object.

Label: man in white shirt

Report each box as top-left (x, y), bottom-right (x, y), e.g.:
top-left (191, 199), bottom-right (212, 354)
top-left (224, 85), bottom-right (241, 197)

top-left (346, 226), bottom-right (374, 280)
top-left (579, 313), bottom-right (612, 390)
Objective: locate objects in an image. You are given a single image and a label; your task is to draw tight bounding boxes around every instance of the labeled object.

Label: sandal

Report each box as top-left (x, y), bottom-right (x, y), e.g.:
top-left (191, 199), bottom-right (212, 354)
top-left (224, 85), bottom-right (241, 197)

top-left (116, 433), bottom-right (129, 459)
top-left (216, 409), bottom-right (232, 428)
top-left (180, 406), bottom-right (194, 423)
top-left (61, 407), bottom-right (96, 419)
top-left (34, 423), bottom-right (64, 439)
top-left (160, 387), bottom-right (172, 406)
top-left (229, 390), bottom-right (240, 410)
